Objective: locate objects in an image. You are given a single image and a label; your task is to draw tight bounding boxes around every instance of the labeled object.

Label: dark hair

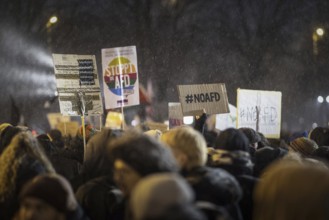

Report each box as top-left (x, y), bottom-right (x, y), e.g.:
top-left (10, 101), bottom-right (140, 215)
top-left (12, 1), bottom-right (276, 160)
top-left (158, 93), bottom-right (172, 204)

top-left (310, 127), bottom-right (329, 147)
top-left (239, 128), bottom-right (261, 144)
top-left (109, 132), bottom-right (178, 176)
top-left (214, 128), bottom-right (249, 152)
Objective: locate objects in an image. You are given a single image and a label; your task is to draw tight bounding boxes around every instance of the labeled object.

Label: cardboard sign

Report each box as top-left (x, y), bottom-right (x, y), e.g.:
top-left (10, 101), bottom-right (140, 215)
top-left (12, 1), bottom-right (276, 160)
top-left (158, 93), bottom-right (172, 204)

top-left (215, 104), bottom-right (237, 130)
top-left (237, 89), bottom-right (282, 139)
top-left (56, 121), bottom-right (79, 137)
top-left (105, 111), bottom-right (124, 129)
top-left (168, 103), bottom-right (184, 128)
top-left (101, 46), bottom-right (140, 109)
top-left (47, 113), bottom-right (71, 129)
top-left (52, 54), bottom-right (103, 116)
top-left (178, 83), bottom-right (229, 116)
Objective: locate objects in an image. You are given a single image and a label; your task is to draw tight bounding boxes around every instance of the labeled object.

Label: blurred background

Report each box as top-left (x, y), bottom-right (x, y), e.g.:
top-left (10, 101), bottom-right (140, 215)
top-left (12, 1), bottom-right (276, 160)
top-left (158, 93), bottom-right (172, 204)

top-left (0, 0), bottom-right (329, 133)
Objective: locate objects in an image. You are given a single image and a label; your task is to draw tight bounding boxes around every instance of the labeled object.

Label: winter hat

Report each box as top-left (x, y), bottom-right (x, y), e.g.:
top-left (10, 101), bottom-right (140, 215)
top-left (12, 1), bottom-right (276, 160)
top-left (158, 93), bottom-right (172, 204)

top-left (289, 137), bottom-right (318, 157)
top-left (309, 127), bottom-right (329, 147)
top-left (130, 173), bottom-right (194, 220)
top-left (254, 146), bottom-right (288, 177)
top-left (109, 132), bottom-right (178, 177)
top-left (187, 166), bottom-right (242, 206)
top-left (20, 174), bottom-right (78, 214)
top-left (214, 128), bottom-right (249, 152)
top-left (239, 127), bottom-right (261, 144)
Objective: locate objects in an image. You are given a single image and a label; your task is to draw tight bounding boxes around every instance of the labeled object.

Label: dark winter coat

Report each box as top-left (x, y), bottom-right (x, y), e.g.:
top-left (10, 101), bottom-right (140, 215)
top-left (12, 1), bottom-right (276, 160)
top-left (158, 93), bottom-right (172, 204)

top-left (182, 166), bottom-right (243, 220)
top-left (76, 176), bottom-right (124, 220)
top-left (208, 149), bottom-right (257, 220)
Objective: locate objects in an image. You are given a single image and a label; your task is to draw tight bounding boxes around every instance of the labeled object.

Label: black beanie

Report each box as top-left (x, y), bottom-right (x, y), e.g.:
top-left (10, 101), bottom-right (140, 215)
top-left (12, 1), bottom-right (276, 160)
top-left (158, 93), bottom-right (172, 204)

top-left (20, 174), bottom-right (77, 214)
top-left (109, 133), bottom-right (178, 177)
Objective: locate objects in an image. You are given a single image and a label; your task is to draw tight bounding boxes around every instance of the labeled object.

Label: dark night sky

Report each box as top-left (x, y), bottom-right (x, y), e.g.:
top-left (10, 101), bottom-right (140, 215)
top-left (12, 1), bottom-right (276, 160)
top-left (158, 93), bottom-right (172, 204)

top-left (0, 0), bottom-right (329, 133)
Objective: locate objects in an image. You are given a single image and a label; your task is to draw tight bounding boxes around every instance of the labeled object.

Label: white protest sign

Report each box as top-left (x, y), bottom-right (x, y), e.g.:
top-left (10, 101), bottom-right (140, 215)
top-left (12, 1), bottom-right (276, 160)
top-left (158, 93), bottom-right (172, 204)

top-left (168, 103), bottom-right (184, 128)
top-left (215, 104), bottom-right (237, 130)
top-left (101, 46), bottom-right (140, 109)
top-left (237, 89), bottom-right (282, 139)
top-left (52, 54), bottom-right (103, 116)
top-left (178, 83), bottom-right (229, 116)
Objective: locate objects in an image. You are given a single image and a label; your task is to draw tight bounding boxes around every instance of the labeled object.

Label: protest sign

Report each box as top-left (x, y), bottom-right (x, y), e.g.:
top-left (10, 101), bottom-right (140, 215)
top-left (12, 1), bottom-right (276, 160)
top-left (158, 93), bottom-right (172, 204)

top-left (215, 104), bottom-right (237, 130)
top-left (52, 54), bottom-right (103, 116)
top-left (168, 102), bottom-right (184, 128)
top-left (56, 121), bottom-right (79, 137)
top-left (178, 83), bottom-right (229, 116)
top-left (105, 111), bottom-right (124, 129)
top-left (101, 46), bottom-right (140, 109)
top-left (237, 89), bottom-right (282, 138)
top-left (47, 113), bottom-right (71, 129)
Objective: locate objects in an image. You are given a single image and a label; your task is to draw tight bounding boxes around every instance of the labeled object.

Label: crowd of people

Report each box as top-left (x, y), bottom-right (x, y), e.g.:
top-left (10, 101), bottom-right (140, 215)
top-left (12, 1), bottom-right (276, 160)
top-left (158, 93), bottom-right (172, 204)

top-left (1, 115), bottom-right (329, 220)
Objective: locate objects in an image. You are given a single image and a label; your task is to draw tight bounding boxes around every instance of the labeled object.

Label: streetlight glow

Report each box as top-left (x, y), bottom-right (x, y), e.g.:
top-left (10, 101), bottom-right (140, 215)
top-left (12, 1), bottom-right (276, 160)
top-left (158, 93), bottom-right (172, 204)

top-left (318, 96), bottom-right (324, 103)
top-left (316, 28), bottom-right (324, 36)
top-left (49, 16), bottom-right (58, 24)
top-left (326, 96), bottom-right (329, 103)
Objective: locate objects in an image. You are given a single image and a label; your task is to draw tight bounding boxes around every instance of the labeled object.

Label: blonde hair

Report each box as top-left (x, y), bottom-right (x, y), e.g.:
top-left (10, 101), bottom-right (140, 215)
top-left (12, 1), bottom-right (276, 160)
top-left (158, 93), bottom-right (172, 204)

top-left (0, 131), bottom-right (55, 201)
top-left (254, 161), bottom-right (329, 220)
top-left (161, 126), bottom-right (207, 170)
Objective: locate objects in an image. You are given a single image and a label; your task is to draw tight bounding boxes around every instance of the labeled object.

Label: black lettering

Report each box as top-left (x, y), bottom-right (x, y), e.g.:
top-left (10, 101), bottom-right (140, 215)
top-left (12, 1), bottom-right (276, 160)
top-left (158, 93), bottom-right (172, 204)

top-left (214, 92), bottom-right (220, 101)
top-left (194, 94), bottom-right (200, 103)
top-left (271, 107), bottom-right (277, 122)
top-left (205, 93), bottom-right (211, 102)
top-left (200, 94), bottom-right (205, 102)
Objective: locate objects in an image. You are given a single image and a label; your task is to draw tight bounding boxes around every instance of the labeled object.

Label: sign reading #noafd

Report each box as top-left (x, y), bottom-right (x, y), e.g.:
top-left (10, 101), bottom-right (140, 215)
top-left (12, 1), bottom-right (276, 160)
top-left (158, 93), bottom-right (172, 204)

top-left (178, 83), bottom-right (229, 116)
top-left (237, 89), bottom-right (282, 139)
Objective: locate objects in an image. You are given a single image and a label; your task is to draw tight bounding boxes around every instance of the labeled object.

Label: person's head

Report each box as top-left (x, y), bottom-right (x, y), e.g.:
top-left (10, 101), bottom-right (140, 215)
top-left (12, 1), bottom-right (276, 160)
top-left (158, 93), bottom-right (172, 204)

top-left (309, 127), bottom-right (329, 147)
top-left (0, 131), bottom-right (55, 201)
top-left (17, 174), bottom-right (78, 220)
top-left (130, 173), bottom-right (194, 220)
top-left (214, 128), bottom-right (249, 152)
top-left (254, 162), bottom-right (329, 220)
top-left (289, 137), bottom-right (318, 157)
top-left (253, 146), bottom-right (288, 177)
top-left (160, 126), bottom-right (207, 170)
top-left (109, 132), bottom-right (178, 195)
top-left (239, 127), bottom-right (261, 149)
top-left (76, 124), bottom-right (96, 142)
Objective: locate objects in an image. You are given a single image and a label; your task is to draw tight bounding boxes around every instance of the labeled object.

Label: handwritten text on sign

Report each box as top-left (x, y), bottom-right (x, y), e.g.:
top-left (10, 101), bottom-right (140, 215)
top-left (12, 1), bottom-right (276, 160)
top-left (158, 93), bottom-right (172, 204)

top-left (178, 83), bottom-right (229, 116)
top-left (237, 89), bottom-right (282, 139)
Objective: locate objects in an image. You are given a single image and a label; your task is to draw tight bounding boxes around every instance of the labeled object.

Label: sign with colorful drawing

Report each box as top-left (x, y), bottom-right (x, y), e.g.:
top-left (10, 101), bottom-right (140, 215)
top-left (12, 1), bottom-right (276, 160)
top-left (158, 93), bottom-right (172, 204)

top-left (101, 46), bottom-right (140, 109)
